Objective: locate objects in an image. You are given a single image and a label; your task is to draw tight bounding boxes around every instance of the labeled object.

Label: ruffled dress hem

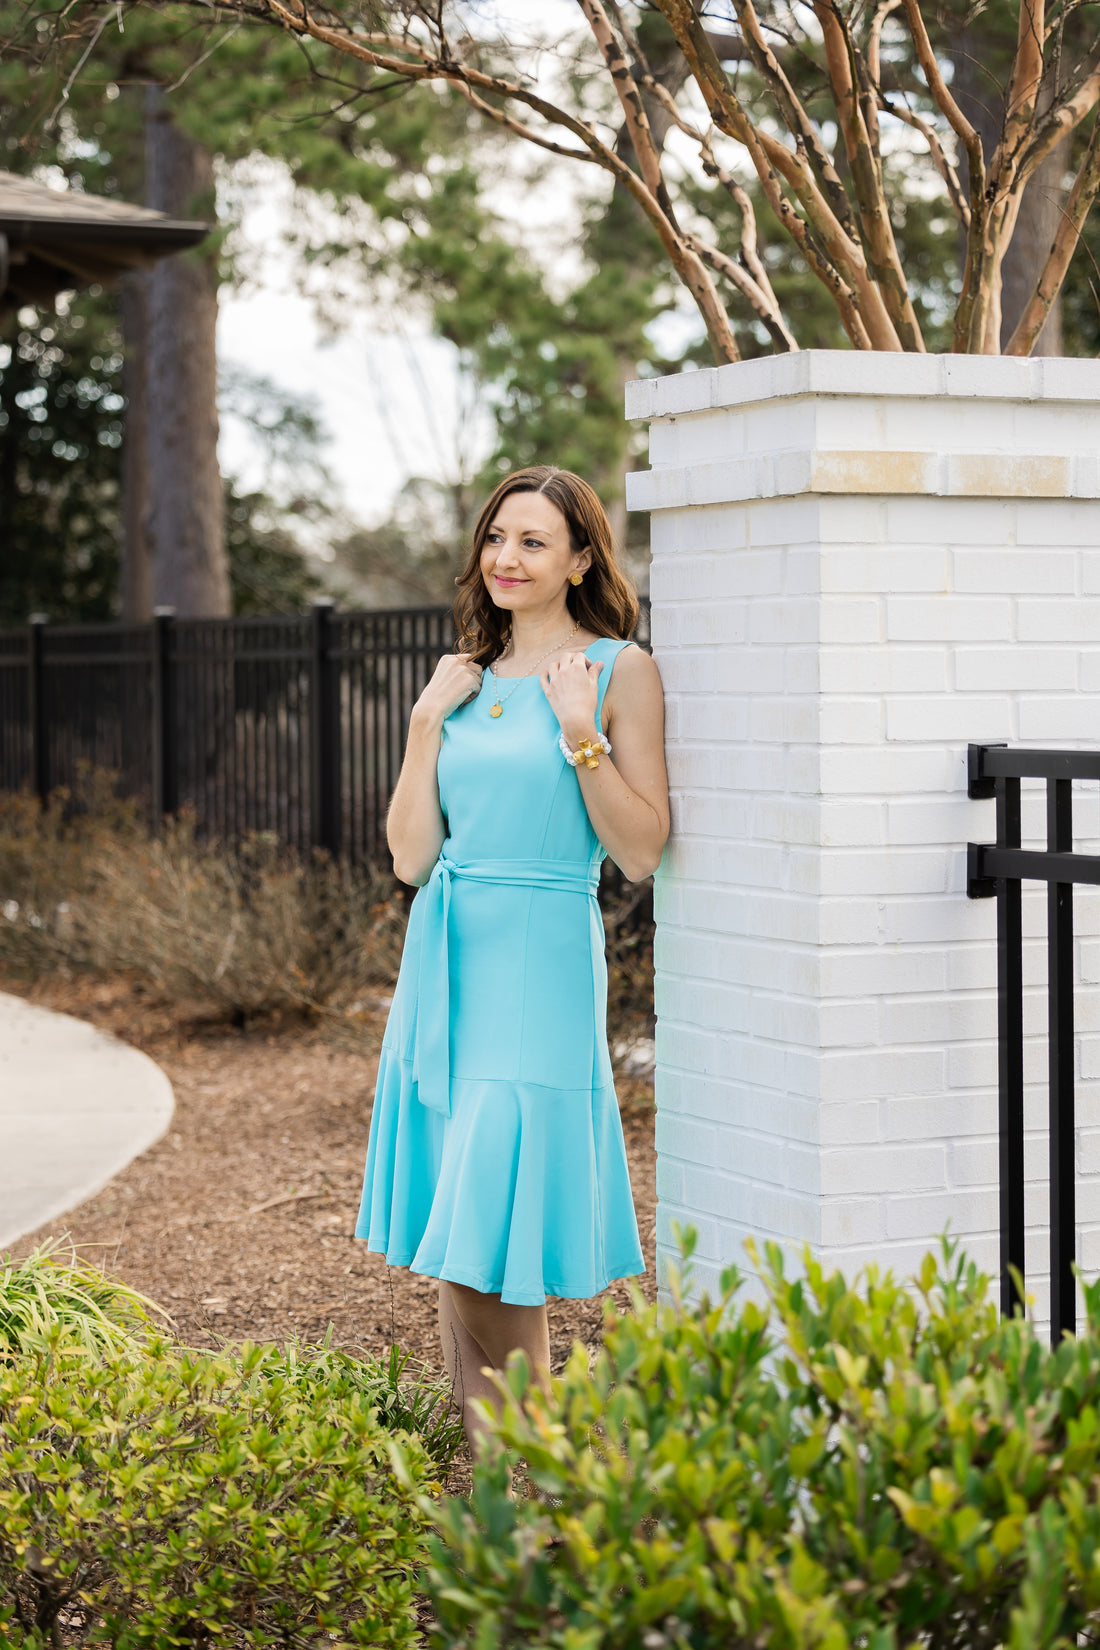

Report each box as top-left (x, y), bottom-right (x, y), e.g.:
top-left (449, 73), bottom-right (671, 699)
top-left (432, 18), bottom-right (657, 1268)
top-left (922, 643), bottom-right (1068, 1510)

top-left (354, 1050), bottom-right (645, 1308)
top-left (357, 1247), bottom-right (645, 1308)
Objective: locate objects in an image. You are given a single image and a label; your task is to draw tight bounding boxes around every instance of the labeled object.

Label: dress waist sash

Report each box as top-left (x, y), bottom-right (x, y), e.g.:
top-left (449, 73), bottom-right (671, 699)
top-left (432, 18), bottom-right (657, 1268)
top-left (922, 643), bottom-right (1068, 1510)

top-left (413, 853), bottom-right (600, 1117)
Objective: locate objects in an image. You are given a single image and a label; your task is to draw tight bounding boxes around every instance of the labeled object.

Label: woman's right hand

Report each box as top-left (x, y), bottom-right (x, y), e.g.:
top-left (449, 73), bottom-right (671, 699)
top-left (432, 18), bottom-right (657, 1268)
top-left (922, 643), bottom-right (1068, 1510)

top-left (414, 652), bottom-right (484, 723)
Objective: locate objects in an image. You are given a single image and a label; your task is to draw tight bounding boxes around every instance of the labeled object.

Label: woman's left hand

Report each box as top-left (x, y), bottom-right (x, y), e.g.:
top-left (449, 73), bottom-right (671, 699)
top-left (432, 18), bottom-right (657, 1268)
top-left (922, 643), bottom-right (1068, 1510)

top-left (540, 652), bottom-right (604, 744)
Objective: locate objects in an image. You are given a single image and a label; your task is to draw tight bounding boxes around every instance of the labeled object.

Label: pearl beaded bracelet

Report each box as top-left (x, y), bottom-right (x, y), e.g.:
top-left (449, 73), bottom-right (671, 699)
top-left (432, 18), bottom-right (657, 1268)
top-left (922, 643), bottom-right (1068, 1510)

top-left (558, 729), bottom-right (612, 769)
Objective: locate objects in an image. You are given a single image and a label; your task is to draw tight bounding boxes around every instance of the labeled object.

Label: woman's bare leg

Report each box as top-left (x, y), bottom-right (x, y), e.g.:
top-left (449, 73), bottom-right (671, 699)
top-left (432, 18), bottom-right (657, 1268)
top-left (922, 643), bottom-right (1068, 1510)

top-left (438, 1279), bottom-right (550, 1457)
top-left (437, 1281), bottom-right (499, 1457)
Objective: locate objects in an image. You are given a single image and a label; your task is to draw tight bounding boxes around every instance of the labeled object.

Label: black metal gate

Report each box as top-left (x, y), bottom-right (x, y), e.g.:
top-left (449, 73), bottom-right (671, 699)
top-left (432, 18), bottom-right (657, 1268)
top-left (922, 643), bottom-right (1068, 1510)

top-left (968, 742), bottom-right (1100, 1343)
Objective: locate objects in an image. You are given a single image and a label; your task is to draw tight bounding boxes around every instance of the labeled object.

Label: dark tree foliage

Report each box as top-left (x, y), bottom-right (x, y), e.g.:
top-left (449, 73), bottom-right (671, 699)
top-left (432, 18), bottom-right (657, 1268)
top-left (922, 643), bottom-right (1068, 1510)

top-left (0, 5), bottom-right (693, 541)
top-left (0, 296), bottom-right (123, 624)
top-left (0, 299), bottom-right (330, 624)
top-left (225, 487), bottom-right (327, 617)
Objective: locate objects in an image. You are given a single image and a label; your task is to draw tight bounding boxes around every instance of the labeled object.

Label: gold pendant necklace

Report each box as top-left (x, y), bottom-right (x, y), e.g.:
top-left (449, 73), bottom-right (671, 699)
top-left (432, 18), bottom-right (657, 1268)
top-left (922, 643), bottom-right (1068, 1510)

top-left (488, 621), bottom-right (581, 717)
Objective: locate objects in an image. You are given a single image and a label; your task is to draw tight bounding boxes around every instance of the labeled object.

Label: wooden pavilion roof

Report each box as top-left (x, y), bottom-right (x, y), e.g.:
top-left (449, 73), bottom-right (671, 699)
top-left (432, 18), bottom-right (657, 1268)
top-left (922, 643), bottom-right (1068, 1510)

top-left (0, 170), bottom-right (209, 311)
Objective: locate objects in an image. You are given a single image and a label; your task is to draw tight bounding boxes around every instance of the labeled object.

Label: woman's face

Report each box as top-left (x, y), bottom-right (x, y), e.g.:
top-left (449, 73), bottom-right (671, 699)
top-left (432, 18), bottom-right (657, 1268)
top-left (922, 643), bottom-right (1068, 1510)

top-left (479, 490), bottom-right (590, 615)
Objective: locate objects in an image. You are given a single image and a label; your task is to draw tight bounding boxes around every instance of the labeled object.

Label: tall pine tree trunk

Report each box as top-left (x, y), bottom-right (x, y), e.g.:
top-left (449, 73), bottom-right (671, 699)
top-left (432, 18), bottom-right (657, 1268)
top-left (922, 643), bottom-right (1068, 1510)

top-left (118, 268), bottom-right (152, 620)
top-left (144, 85), bottom-right (230, 616)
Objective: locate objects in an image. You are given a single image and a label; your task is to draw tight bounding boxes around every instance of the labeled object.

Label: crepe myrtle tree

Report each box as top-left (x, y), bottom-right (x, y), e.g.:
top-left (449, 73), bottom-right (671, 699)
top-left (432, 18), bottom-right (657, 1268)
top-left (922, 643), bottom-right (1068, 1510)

top-left (28, 0), bottom-right (1100, 358)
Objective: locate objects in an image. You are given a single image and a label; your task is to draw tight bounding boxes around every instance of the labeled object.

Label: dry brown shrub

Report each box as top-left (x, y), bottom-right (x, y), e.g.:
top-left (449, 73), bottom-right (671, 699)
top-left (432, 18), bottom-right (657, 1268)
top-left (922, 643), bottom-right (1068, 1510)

top-left (0, 767), bottom-right (406, 1024)
top-left (602, 874), bottom-right (655, 1069)
top-left (82, 814), bottom-right (405, 1023)
top-left (0, 769), bottom-right (143, 975)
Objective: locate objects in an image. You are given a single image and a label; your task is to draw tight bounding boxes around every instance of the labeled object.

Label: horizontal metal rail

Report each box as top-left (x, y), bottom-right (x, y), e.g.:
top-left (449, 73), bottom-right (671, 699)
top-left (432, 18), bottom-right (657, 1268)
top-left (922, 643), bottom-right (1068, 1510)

top-left (970, 744), bottom-right (1100, 787)
top-left (969, 844), bottom-right (1100, 893)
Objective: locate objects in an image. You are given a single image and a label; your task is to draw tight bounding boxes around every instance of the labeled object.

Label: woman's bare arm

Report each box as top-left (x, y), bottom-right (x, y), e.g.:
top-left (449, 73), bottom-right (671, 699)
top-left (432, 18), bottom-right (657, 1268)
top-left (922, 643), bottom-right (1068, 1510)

top-left (387, 653), bottom-right (482, 885)
top-left (542, 645), bottom-right (669, 882)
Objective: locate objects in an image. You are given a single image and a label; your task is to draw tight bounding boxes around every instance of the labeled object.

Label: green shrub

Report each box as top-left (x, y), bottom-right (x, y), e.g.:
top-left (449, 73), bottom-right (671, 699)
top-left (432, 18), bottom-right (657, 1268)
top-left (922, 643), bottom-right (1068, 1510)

top-left (2, 1247), bottom-right (462, 1470)
top-left (0, 1334), bottom-right (440, 1648)
top-left (264, 1336), bottom-right (464, 1473)
top-left (429, 1235), bottom-right (1100, 1650)
top-left (0, 1241), bottom-right (164, 1359)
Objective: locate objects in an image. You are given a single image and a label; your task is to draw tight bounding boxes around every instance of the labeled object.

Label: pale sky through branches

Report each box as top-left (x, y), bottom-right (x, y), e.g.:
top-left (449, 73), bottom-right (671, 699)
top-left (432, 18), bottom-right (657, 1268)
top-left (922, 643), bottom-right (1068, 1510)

top-left (216, 1), bottom-right (603, 533)
top-left (216, 156), bottom-right (495, 533)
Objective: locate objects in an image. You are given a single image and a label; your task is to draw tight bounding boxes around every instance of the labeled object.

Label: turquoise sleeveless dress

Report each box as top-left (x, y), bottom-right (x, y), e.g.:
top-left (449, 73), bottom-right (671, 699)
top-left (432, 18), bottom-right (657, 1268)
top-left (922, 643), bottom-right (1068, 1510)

top-left (355, 637), bottom-right (645, 1305)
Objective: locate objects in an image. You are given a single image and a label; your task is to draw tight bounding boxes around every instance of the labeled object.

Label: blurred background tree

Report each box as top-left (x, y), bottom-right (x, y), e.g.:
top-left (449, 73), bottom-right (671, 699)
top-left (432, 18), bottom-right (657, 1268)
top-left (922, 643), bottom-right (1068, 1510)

top-left (23, 0), bottom-right (1087, 360)
top-left (0, 297), bottom-right (331, 623)
top-left (0, 6), bottom-right (690, 619)
top-left (0, 293), bottom-right (123, 623)
top-left (4, 0), bottom-right (1099, 627)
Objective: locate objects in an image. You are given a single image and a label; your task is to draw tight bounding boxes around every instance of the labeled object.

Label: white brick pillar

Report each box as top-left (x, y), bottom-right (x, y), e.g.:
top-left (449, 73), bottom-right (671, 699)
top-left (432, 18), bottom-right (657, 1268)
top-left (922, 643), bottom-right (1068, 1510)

top-left (628, 351), bottom-right (1100, 1319)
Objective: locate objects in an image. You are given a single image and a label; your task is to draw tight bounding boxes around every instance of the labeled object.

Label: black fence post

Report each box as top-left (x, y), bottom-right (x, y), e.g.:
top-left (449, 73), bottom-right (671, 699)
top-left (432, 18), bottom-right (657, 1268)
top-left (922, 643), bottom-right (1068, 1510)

top-left (996, 769), bottom-right (1025, 1321)
top-left (27, 613), bottom-right (49, 806)
top-left (310, 598), bottom-right (340, 857)
top-left (151, 607), bottom-right (177, 825)
top-left (1048, 776), bottom-right (1075, 1342)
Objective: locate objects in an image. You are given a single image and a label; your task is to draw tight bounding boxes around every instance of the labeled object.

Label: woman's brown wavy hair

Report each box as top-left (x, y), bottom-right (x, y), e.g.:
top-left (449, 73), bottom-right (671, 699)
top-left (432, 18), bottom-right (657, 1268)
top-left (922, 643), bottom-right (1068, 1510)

top-left (453, 466), bottom-right (639, 667)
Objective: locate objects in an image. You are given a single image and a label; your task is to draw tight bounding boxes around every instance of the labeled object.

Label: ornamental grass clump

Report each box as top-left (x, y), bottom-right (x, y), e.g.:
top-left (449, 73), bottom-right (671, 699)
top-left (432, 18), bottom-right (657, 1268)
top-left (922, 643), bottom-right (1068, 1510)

top-left (0, 1334), bottom-right (439, 1648)
top-left (429, 1235), bottom-right (1100, 1650)
top-left (0, 1241), bottom-right (163, 1359)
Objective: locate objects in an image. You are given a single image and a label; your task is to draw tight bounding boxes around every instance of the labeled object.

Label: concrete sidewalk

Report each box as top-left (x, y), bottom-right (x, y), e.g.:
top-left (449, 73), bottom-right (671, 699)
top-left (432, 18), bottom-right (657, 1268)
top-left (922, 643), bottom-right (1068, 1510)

top-left (1, 991), bottom-right (174, 1251)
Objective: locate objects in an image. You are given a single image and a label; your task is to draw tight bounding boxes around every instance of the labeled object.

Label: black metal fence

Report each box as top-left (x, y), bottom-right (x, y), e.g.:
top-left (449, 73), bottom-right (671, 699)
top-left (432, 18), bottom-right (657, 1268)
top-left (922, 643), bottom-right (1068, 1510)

top-left (968, 742), bottom-right (1100, 1343)
top-left (0, 598), bottom-right (651, 866)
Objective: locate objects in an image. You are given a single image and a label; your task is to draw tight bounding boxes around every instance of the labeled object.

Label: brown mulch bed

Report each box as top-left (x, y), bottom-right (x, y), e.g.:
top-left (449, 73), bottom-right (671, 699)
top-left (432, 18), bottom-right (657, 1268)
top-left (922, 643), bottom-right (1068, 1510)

top-left (2, 969), bottom-right (657, 1378)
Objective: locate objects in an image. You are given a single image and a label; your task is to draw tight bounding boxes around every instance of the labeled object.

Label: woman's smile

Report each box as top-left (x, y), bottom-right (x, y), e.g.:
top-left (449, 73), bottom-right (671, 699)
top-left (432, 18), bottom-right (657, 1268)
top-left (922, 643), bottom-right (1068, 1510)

top-left (493, 574), bottom-right (528, 587)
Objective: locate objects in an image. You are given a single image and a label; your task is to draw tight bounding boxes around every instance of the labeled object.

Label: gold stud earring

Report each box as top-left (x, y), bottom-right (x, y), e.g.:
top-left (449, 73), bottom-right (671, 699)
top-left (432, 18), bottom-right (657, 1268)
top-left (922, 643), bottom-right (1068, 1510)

top-left (569, 572), bottom-right (584, 586)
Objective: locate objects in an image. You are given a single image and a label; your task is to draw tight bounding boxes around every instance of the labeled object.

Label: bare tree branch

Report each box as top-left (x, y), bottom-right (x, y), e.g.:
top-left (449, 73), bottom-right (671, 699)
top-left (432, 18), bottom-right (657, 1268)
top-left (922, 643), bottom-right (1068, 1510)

top-left (896, 0), bottom-right (991, 348)
top-left (43, 7), bottom-right (111, 131)
top-left (899, 0), bottom-right (985, 183)
top-left (656, 0), bottom-right (902, 347)
top-left (22, 0), bottom-right (1100, 358)
top-left (866, 0), bottom-right (902, 145)
top-left (1006, 112), bottom-right (1100, 352)
top-left (879, 94), bottom-right (972, 226)
top-left (640, 76), bottom-right (799, 349)
top-left (729, 0), bottom-right (860, 244)
top-left (1018, 52), bottom-right (1100, 179)
top-left (1003, 0), bottom-right (1046, 149)
top-left (451, 78), bottom-right (597, 162)
top-left (813, 0), bottom-right (925, 349)
top-left (259, 0), bottom-right (743, 361)
top-left (689, 229), bottom-right (801, 348)
top-left (578, 0), bottom-right (666, 204)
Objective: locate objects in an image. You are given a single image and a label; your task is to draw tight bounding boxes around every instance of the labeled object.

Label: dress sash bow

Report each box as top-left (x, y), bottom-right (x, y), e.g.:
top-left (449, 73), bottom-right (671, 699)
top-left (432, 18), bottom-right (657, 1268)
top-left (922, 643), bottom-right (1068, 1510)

top-left (413, 853), bottom-right (600, 1117)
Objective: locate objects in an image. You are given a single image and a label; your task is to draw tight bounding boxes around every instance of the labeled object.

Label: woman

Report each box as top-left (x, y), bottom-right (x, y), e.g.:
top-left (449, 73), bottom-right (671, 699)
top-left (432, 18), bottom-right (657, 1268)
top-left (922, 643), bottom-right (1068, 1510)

top-left (355, 465), bottom-right (669, 1453)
